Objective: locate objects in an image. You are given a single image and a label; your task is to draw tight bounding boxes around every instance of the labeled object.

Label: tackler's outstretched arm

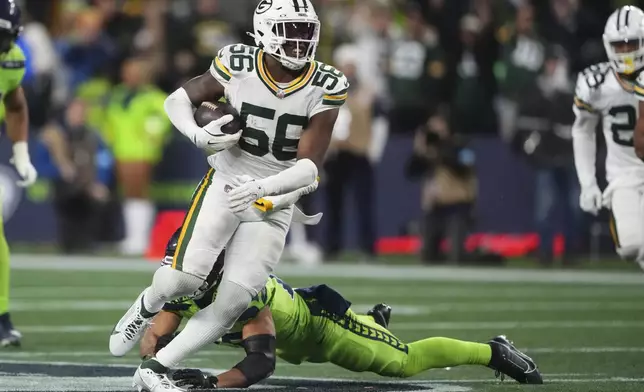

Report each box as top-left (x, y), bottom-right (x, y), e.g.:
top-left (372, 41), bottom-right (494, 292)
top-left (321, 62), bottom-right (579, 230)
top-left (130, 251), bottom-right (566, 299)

top-left (171, 307), bottom-right (277, 389)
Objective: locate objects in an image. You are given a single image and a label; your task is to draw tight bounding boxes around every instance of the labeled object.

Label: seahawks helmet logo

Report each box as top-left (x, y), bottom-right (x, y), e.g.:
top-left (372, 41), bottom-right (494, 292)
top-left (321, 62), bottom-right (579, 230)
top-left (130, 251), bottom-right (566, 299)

top-left (256, 0), bottom-right (273, 14)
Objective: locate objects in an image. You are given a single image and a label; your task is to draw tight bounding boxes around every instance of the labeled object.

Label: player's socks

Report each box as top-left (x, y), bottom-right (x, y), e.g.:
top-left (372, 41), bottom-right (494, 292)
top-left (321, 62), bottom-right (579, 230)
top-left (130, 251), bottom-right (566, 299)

top-left (155, 279), bottom-right (252, 367)
top-left (0, 222), bottom-right (10, 316)
top-left (403, 337), bottom-right (492, 376)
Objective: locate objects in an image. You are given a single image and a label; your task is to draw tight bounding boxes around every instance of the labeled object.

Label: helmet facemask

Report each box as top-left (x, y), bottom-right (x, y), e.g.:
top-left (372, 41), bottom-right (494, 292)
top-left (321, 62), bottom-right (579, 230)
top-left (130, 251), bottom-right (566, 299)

top-left (604, 36), bottom-right (644, 76)
top-left (261, 19), bottom-right (320, 70)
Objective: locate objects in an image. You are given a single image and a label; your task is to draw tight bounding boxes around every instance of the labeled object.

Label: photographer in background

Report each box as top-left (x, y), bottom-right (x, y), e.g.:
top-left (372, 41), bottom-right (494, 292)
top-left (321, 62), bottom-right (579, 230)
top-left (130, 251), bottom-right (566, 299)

top-left (407, 115), bottom-right (477, 264)
top-left (35, 98), bottom-right (113, 254)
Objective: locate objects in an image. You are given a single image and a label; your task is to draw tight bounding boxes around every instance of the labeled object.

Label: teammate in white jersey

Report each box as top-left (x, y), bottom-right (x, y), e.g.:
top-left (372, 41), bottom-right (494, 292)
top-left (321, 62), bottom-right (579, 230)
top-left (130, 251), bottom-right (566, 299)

top-left (109, 1), bottom-right (347, 391)
top-left (573, 5), bottom-right (644, 266)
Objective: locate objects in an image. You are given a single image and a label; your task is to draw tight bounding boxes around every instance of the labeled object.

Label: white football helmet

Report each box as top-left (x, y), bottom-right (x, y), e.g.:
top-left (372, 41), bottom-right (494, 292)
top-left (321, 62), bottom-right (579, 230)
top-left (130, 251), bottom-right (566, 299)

top-left (251, 0), bottom-right (320, 70)
top-left (603, 5), bottom-right (644, 75)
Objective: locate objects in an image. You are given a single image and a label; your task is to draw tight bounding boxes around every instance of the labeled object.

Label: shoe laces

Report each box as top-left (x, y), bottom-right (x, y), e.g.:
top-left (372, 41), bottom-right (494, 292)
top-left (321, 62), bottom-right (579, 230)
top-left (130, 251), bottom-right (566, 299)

top-left (123, 315), bottom-right (145, 341)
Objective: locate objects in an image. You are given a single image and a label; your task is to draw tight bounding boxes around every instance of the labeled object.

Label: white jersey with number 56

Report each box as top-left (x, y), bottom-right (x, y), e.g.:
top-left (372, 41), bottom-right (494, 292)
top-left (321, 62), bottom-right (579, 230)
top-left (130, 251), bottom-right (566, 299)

top-left (573, 62), bottom-right (643, 184)
top-left (207, 44), bottom-right (348, 179)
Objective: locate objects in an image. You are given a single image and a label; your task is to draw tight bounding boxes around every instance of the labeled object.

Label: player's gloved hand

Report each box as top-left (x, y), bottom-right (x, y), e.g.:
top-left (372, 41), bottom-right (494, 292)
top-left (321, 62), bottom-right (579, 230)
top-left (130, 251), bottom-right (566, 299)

top-left (228, 177), bottom-right (267, 213)
top-left (171, 368), bottom-right (218, 389)
top-left (192, 115), bottom-right (242, 153)
top-left (153, 333), bottom-right (177, 354)
top-left (579, 185), bottom-right (602, 215)
top-left (11, 141), bottom-right (37, 187)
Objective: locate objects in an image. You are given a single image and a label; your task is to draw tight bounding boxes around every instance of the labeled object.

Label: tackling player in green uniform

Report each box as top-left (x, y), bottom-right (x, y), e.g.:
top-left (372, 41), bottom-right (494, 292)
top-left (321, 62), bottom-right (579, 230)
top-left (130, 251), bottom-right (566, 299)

top-left (0, 0), bottom-right (38, 347)
top-left (133, 229), bottom-right (543, 387)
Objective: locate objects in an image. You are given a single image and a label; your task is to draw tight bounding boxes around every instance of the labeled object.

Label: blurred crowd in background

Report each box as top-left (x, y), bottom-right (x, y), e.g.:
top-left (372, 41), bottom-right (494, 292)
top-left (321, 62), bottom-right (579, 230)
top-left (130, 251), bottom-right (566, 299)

top-left (12, 0), bottom-right (639, 265)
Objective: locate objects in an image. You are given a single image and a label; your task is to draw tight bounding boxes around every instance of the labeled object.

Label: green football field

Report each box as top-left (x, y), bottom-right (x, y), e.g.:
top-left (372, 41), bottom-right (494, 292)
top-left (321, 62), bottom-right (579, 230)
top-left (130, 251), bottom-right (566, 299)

top-left (2, 255), bottom-right (644, 392)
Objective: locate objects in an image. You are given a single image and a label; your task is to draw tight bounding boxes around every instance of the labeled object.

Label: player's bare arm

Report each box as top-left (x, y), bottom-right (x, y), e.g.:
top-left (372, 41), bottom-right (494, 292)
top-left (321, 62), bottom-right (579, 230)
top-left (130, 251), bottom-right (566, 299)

top-left (182, 71), bottom-right (226, 106)
top-left (297, 108), bottom-right (340, 168)
top-left (139, 311), bottom-right (182, 360)
top-left (3, 86), bottom-right (27, 143)
top-left (635, 100), bottom-right (644, 159)
top-left (164, 71), bottom-right (239, 154)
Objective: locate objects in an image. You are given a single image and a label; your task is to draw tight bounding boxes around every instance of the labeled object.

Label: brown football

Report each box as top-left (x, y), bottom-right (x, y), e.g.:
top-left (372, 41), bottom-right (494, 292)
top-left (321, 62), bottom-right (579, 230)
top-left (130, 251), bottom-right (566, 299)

top-left (194, 101), bottom-right (242, 135)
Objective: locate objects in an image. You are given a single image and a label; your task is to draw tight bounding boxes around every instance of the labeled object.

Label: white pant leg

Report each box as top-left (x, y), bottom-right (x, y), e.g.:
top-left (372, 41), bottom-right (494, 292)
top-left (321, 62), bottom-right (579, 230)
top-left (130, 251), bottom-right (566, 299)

top-left (223, 207), bottom-right (293, 294)
top-left (610, 187), bottom-right (644, 261)
top-left (173, 169), bottom-right (241, 279)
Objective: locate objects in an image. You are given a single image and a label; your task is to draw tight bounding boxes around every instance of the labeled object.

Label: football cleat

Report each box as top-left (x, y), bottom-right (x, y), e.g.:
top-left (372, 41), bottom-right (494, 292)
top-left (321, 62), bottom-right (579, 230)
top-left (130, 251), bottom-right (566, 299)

top-left (367, 303), bottom-right (392, 329)
top-left (133, 359), bottom-right (185, 392)
top-left (110, 288), bottom-right (157, 357)
top-left (0, 313), bottom-right (20, 347)
top-left (488, 335), bottom-right (543, 384)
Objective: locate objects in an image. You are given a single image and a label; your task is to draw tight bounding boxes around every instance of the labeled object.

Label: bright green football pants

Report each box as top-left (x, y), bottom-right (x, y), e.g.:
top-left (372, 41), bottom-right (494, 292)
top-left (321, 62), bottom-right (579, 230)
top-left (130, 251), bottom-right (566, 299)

top-left (0, 196), bottom-right (9, 315)
top-left (324, 312), bottom-right (492, 377)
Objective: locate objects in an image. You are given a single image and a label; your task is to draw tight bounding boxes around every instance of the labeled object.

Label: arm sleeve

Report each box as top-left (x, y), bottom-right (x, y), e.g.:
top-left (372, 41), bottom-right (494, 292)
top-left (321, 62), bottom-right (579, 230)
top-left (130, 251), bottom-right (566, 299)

top-left (164, 87), bottom-right (203, 141)
top-left (257, 158), bottom-right (318, 196)
top-left (260, 178), bottom-right (319, 211)
top-left (572, 72), bottom-right (601, 189)
top-left (2, 45), bottom-right (26, 92)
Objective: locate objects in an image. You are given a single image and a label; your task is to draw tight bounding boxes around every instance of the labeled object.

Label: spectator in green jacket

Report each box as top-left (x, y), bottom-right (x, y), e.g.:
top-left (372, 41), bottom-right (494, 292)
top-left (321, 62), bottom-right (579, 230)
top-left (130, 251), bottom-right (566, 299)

top-left (105, 56), bottom-right (171, 256)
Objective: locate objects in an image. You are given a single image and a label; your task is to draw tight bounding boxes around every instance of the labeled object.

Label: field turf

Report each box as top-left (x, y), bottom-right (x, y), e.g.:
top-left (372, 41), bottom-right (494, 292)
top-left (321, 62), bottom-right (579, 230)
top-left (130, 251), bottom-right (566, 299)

top-left (1, 255), bottom-right (643, 392)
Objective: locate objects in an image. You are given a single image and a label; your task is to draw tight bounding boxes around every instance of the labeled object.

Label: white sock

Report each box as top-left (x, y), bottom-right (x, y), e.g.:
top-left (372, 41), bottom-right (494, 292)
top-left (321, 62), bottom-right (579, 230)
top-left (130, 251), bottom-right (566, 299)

top-left (143, 266), bottom-right (205, 314)
top-left (120, 199), bottom-right (155, 256)
top-left (155, 279), bottom-right (253, 367)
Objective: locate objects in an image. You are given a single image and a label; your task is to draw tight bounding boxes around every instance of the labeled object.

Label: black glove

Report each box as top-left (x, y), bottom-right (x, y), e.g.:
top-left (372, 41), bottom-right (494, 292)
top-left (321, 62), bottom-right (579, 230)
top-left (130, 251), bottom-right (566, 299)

top-left (154, 333), bottom-right (177, 354)
top-left (171, 368), bottom-right (218, 389)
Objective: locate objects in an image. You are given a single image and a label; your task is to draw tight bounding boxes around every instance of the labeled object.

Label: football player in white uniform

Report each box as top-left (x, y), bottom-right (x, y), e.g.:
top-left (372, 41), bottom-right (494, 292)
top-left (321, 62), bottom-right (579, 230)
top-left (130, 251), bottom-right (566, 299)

top-left (109, 1), bottom-right (348, 391)
top-left (573, 5), bottom-right (644, 268)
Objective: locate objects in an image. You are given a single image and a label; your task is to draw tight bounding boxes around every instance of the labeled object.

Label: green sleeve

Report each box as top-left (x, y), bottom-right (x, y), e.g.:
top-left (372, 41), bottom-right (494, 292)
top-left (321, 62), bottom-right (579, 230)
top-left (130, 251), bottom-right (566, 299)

top-left (3, 44), bottom-right (26, 92)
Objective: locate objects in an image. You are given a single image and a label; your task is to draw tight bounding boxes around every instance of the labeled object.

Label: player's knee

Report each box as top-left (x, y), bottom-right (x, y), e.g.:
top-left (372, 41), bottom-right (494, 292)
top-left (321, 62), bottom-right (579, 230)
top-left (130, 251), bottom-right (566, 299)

top-left (152, 265), bottom-right (205, 300)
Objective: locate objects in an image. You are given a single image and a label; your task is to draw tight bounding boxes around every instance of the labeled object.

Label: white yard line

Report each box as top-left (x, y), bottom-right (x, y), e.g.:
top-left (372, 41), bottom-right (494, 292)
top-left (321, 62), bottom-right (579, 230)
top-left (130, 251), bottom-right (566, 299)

top-left (11, 254), bottom-right (644, 285)
top-left (12, 300), bottom-right (644, 313)
top-left (4, 347), bottom-right (642, 360)
top-left (392, 320), bottom-right (644, 330)
top-left (0, 359), bottom-right (642, 392)
top-left (16, 320), bottom-right (644, 334)
top-left (351, 301), bottom-right (644, 315)
top-left (15, 286), bottom-right (643, 301)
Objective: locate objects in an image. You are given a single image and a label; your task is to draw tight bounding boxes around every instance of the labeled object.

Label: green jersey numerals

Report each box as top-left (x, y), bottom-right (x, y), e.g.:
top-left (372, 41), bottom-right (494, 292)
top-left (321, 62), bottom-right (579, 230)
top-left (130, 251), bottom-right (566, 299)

top-left (239, 102), bottom-right (307, 161)
top-left (312, 63), bottom-right (345, 91)
top-left (227, 44), bottom-right (255, 73)
top-left (582, 64), bottom-right (610, 89)
top-left (609, 105), bottom-right (636, 147)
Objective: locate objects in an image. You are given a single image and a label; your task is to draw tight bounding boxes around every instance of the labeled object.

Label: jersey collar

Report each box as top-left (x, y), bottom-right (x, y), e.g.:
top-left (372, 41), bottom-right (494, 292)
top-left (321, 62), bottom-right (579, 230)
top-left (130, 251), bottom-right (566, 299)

top-left (255, 49), bottom-right (318, 99)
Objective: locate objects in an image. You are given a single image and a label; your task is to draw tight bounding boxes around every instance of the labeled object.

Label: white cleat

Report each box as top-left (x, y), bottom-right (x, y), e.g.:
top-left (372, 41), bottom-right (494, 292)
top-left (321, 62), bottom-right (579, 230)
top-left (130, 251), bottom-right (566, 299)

top-left (109, 288), bottom-right (156, 357)
top-left (133, 365), bottom-right (185, 392)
